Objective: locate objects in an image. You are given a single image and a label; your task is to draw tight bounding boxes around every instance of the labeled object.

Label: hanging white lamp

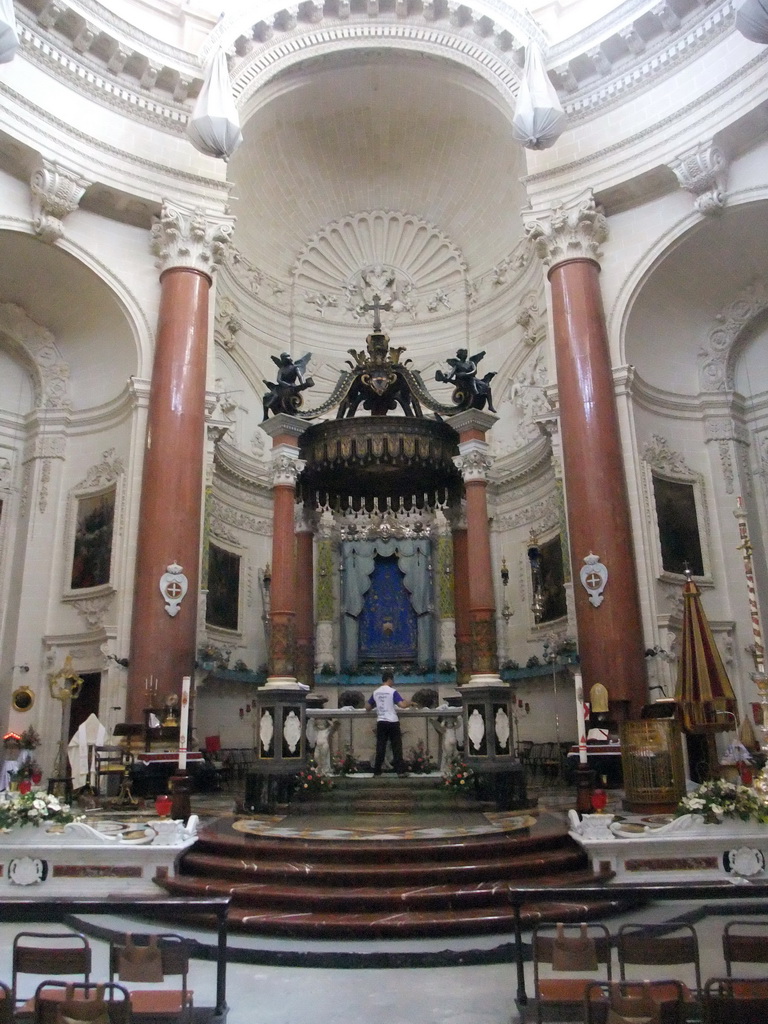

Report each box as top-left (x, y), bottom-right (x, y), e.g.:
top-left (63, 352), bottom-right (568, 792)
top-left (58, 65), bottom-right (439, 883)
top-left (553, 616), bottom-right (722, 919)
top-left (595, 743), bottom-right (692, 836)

top-left (734, 0), bottom-right (768, 44)
top-left (187, 49), bottom-right (243, 160)
top-left (511, 42), bottom-right (567, 151)
top-left (0, 0), bottom-right (20, 64)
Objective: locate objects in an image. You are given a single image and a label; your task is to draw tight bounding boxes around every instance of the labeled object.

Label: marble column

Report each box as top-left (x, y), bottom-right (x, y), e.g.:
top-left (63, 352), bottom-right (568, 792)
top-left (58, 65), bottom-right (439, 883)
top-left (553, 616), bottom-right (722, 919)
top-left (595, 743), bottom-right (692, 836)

top-left (127, 202), bottom-right (234, 723)
top-left (295, 507), bottom-right (317, 688)
top-left (450, 410), bottom-right (503, 686)
top-left (526, 191), bottom-right (646, 717)
top-left (261, 414), bottom-right (306, 687)
top-left (446, 504), bottom-right (472, 685)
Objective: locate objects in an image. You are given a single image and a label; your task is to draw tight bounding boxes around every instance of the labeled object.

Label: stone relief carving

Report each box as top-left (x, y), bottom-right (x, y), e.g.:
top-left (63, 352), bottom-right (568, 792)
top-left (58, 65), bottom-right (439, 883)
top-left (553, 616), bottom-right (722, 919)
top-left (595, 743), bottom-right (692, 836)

top-left (150, 201), bottom-right (236, 275)
top-left (72, 594), bottom-right (114, 629)
top-left (525, 191), bottom-right (608, 267)
top-left (704, 418), bottom-right (751, 497)
top-left (494, 499), bottom-right (560, 533)
top-left (0, 303), bottom-right (71, 410)
top-left (699, 279), bottom-right (768, 392)
top-left (0, 454), bottom-right (11, 490)
top-left (669, 142), bottom-right (728, 216)
top-left (22, 435), bottom-right (67, 515)
top-left (210, 496), bottom-right (264, 536)
top-left (515, 296), bottom-right (547, 348)
top-left (210, 520), bottom-right (240, 545)
top-left (641, 434), bottom-right (694, 476)
top-left (509, 351), bottom-right (551, 448)
top-left (76, 448), bottom-right (124, 490)
top-left (213, 296), bottom-right (242, 351)
top-left (29, 158), bottom-right (91, 244)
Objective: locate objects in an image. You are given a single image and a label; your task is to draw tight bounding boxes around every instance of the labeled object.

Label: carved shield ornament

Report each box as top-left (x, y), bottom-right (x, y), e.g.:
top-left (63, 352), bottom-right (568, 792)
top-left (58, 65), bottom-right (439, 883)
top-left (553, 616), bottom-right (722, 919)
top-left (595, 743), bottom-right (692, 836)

top-left (159, 563), bottom-right (188, 617)
top-left (579, 553), bottom-right (608, 608)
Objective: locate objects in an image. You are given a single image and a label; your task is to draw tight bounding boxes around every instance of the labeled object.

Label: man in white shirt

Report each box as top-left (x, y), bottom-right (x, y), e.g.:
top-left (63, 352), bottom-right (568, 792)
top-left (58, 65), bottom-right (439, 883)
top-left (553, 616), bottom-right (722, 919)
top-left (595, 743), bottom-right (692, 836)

top-left (367, 670), bottom-right (412, 776)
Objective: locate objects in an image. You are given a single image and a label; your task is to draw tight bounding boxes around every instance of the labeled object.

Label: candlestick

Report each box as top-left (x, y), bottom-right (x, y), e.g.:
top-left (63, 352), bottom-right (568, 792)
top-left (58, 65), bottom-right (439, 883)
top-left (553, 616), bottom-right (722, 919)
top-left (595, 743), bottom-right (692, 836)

top-left (734, 497), bottom-right (765, 675)
top-left (178, 675), bottom-right (191, 771)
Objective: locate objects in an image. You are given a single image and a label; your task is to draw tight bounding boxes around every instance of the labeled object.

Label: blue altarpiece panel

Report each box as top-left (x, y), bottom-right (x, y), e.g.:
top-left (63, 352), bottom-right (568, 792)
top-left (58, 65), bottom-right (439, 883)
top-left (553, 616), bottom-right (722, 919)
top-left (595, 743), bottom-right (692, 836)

top-left (358, 555), bottom-right (417, 664)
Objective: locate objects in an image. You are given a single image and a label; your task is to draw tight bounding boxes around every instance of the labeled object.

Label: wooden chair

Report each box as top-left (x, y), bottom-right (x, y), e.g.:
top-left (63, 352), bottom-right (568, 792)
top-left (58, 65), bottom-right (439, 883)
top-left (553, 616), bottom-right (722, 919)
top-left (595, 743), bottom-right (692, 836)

top-left (33, 981), bottom-right (131, 1024)
top-left (585, 979), bottom-right (687, 1024)
top-left (703, 977), bottom-right (768, 1024)
top-left (617, 923), bottom-right (702, 1014)
top-left (0, 981), bottom-right (14, 1024)
top-left (12, 932), bottom-right (91, 1009)
top-left (531, 921), bottom-right (612, 1023)
top-left (722, 920), bottom-right (768, 978)
top-left (109, 933), bottom-right (193, 1023)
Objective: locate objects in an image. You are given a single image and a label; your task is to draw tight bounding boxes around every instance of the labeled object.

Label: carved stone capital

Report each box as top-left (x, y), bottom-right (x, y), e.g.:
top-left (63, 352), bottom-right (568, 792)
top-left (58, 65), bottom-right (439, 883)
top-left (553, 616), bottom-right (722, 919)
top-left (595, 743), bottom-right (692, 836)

top-left (524, 191), bottom-right (608, 268)
top-left (295, 505), bottom-right (320, 534)
top-left (454, 447), bottom-right (492, 483)
top-left (150, 201), bottom-right (236, 276)
top-left (271, 450), bottom-right (305, 487)
top-left (30, 159), bottom-right (90, 245)
top-left (669, 142), bottom-right (728, 215)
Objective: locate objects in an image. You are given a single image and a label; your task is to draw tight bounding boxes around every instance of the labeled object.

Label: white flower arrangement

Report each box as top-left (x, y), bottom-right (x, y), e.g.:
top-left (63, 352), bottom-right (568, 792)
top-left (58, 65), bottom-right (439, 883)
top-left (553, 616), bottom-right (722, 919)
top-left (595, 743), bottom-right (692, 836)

top-left (676, 778), bottom-right (768, 825)
top-left (0, 789), bottom-right (81, 830)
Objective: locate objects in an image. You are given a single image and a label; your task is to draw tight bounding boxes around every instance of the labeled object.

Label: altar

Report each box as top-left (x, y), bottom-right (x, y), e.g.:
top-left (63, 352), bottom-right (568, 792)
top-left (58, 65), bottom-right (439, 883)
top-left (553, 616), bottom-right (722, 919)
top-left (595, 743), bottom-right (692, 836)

top-left (0, 816), bottom-right (198, 897)
top-left (569, 811), bottom-right (768, 884)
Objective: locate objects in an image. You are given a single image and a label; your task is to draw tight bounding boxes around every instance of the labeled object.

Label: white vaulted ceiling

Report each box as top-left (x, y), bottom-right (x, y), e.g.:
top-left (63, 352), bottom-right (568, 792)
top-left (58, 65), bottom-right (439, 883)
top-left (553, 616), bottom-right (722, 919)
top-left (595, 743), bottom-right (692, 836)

top-left (227, 53), bottom-right (528, 281)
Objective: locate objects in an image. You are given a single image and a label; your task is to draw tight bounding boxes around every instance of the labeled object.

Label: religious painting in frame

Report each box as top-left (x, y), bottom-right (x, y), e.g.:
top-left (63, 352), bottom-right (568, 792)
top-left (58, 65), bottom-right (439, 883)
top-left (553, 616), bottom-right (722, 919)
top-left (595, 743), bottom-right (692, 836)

top-left (206, 542), bottom-right (241, 632)
top-left (70, 487), bottom-right (116, 590)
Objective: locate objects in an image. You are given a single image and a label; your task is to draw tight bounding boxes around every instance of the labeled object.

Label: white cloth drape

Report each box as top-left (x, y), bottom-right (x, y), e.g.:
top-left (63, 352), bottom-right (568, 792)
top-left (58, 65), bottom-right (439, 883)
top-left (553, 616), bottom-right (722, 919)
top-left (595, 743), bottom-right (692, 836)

top-left (511, 43), bottom-right (567, 151)
top-left (735, 0), bottom-right (768, 43)
top-left (0, 0), bottom-right (20, 64)
top-left (67, 713), bottom-right (107, 789)
top-left (187, 49), bottom-right (243, 160)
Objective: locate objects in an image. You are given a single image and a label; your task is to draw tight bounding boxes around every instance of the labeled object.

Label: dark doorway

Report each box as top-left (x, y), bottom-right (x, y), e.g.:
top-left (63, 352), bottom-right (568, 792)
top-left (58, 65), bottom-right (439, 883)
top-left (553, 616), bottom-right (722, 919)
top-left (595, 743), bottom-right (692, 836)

top-left (69, 672), bottom-right (102, 739)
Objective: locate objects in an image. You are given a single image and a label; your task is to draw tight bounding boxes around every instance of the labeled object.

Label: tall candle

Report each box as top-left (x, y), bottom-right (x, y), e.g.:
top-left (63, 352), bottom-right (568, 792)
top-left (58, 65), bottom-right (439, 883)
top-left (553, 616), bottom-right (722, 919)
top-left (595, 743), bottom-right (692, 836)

top-left (573, 670), bottom-right (588, 765)
top-left (178, 675), bottom-right (191, 771)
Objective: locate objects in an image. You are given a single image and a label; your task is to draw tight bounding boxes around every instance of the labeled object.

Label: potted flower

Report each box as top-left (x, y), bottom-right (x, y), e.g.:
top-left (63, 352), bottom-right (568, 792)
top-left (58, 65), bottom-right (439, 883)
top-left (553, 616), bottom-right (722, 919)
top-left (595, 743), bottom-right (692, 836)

top-left (443, 755), bottom-right (474, 792)
top-left (294, 760), bottom-right (334, 798)
top-left (675, 778), bottom-right (768, 825)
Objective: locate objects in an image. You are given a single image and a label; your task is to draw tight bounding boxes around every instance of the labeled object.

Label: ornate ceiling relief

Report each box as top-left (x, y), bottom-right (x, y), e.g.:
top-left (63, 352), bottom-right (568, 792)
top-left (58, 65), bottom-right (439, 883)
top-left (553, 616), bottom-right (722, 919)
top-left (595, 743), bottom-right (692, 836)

top-left (0, 302), bottom-right (71, 410)
top-left (699, 279), bottom-right (768, 392)
top-left (292, 211), bottom-right (468, 325)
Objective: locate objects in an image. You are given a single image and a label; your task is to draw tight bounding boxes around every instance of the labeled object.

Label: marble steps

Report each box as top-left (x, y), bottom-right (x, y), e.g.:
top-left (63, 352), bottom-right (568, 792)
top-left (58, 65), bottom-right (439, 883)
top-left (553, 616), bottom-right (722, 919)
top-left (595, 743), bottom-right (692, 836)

top-left (172, 842), bottom-right (587, 888)
top-left (153, 816), bottom-right (633, 938)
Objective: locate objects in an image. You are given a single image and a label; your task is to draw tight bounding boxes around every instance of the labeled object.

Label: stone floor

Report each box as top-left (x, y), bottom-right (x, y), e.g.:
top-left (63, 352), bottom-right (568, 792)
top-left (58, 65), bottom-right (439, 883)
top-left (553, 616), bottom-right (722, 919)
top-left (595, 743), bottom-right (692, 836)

top-left (3, 778), bottom-right (764, 1024)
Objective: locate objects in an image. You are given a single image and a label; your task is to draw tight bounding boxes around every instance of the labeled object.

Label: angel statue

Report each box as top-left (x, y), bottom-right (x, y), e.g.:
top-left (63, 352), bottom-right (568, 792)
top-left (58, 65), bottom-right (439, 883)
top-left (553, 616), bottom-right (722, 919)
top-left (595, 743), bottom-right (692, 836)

top-left (262, 352), bottom-right (314, 420)
top-left (435, 348), bottom-right (496, 412)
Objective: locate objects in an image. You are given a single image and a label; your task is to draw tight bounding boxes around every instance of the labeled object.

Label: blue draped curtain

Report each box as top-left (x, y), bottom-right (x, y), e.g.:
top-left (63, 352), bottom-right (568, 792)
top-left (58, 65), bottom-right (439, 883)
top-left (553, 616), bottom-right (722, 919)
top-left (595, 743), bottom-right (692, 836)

top-left (340, 538), bottom-right (433, 671)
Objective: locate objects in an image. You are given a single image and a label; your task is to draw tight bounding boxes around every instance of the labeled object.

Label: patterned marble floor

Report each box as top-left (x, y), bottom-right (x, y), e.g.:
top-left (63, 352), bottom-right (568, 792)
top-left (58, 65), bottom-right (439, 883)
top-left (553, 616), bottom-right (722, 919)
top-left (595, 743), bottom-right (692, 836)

top-left (230, 809), bottom-right (538, 840)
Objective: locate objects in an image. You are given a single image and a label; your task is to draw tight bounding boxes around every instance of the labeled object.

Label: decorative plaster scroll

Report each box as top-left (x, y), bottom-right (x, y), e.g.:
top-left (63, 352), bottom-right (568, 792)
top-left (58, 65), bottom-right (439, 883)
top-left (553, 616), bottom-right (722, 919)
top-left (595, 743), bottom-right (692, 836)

top-left (509, 350), bottom-right (551, 449)
top-left (293, 211), bottom-right (467, 325)
top-left (209, 497), bottom-right (263, 536)
top-left (0, 302), bottom-right (71, 409)
top-left (515, 295), bottom-right (547, 348)
top-left (150, 201), bottom-right (236, 276)
top-left (0, 453), bottom-right (12, 490)
top-left (213, 296), bottom-right (242, 351)
top-left (669, 141), bottom-right (728, 216)
top-left (699, 279), bottom-right (768, 393)
top-left (29, 158), bottom-right (91, 244)
top-left (72, 594), bottom-right (113, 629)
top-left (76, 448), bottom-right (124, 490)
top-left (641, 434), bottom-right (694, 476)
top-left (524, 191), bottom-right (608, 267)
top-left (494, 498), bottom-right (560, 533)
top-left (210, 520), bottom-right (240, 545)
top-left (704, 417), bottom-right (751, 497)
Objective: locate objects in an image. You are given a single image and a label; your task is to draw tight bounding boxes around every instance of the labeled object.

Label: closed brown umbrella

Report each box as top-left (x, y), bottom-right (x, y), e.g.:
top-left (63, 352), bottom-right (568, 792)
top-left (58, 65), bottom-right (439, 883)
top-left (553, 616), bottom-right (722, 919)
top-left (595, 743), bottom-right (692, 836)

top-left (675, 572), bottom-right (738, 733)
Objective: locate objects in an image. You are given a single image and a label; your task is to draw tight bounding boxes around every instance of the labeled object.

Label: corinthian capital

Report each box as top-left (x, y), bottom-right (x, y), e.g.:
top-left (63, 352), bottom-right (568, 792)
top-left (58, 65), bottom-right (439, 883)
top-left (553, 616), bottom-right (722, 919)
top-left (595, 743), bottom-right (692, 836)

top-left (669, 142), bottom-right (728, 215)
top-left (30, 159), bottom-right (91, 245)
top-left (151, 201), bottom-right (236, 275)
top-left (453, 447), bottom-right (492, 483)
top-left (524, 190), bottom-right (608, 268)
top-left (271, 450), bottom-right (306, 488)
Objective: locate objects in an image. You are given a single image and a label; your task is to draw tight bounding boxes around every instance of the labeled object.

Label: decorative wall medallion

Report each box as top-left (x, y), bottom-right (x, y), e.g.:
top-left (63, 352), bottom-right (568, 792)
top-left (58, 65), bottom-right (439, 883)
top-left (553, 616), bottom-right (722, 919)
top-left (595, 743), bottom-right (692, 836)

top-left (494, 706), bottom-right (510, 753)
top-left (580, 553), bottom-right (608, 607)
top-left (726, 846), bottom-right (765, 878)
top-left (283, 710), bottom-right (302, 756)
top-left (260, 710), bottom-right (274, 756)
top-left (8, 856), bottom-right (48, 886)
top-left (159, 563), bottom-right (188, 617)
top-left (467, 708), bottom-right (485, 753)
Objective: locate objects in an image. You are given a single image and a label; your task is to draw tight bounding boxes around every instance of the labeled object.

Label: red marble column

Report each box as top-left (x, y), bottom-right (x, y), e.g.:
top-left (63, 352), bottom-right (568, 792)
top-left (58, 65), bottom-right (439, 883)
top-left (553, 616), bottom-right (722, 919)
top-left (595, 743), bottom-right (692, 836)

top-left (450, 411), bottom-right (501, 684)
top-left (261, 415), bottom-right (306, 684)
top-left (295, 513), bottom-right (316, 688)
top-left (451, 522), bottom-right (472, 685)
top-left (548, 255), bottom-right (646, 717)
top-left (126, 202), bottom-right (234, 724)
top-left (127, 268), bottom-right (209, 723)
